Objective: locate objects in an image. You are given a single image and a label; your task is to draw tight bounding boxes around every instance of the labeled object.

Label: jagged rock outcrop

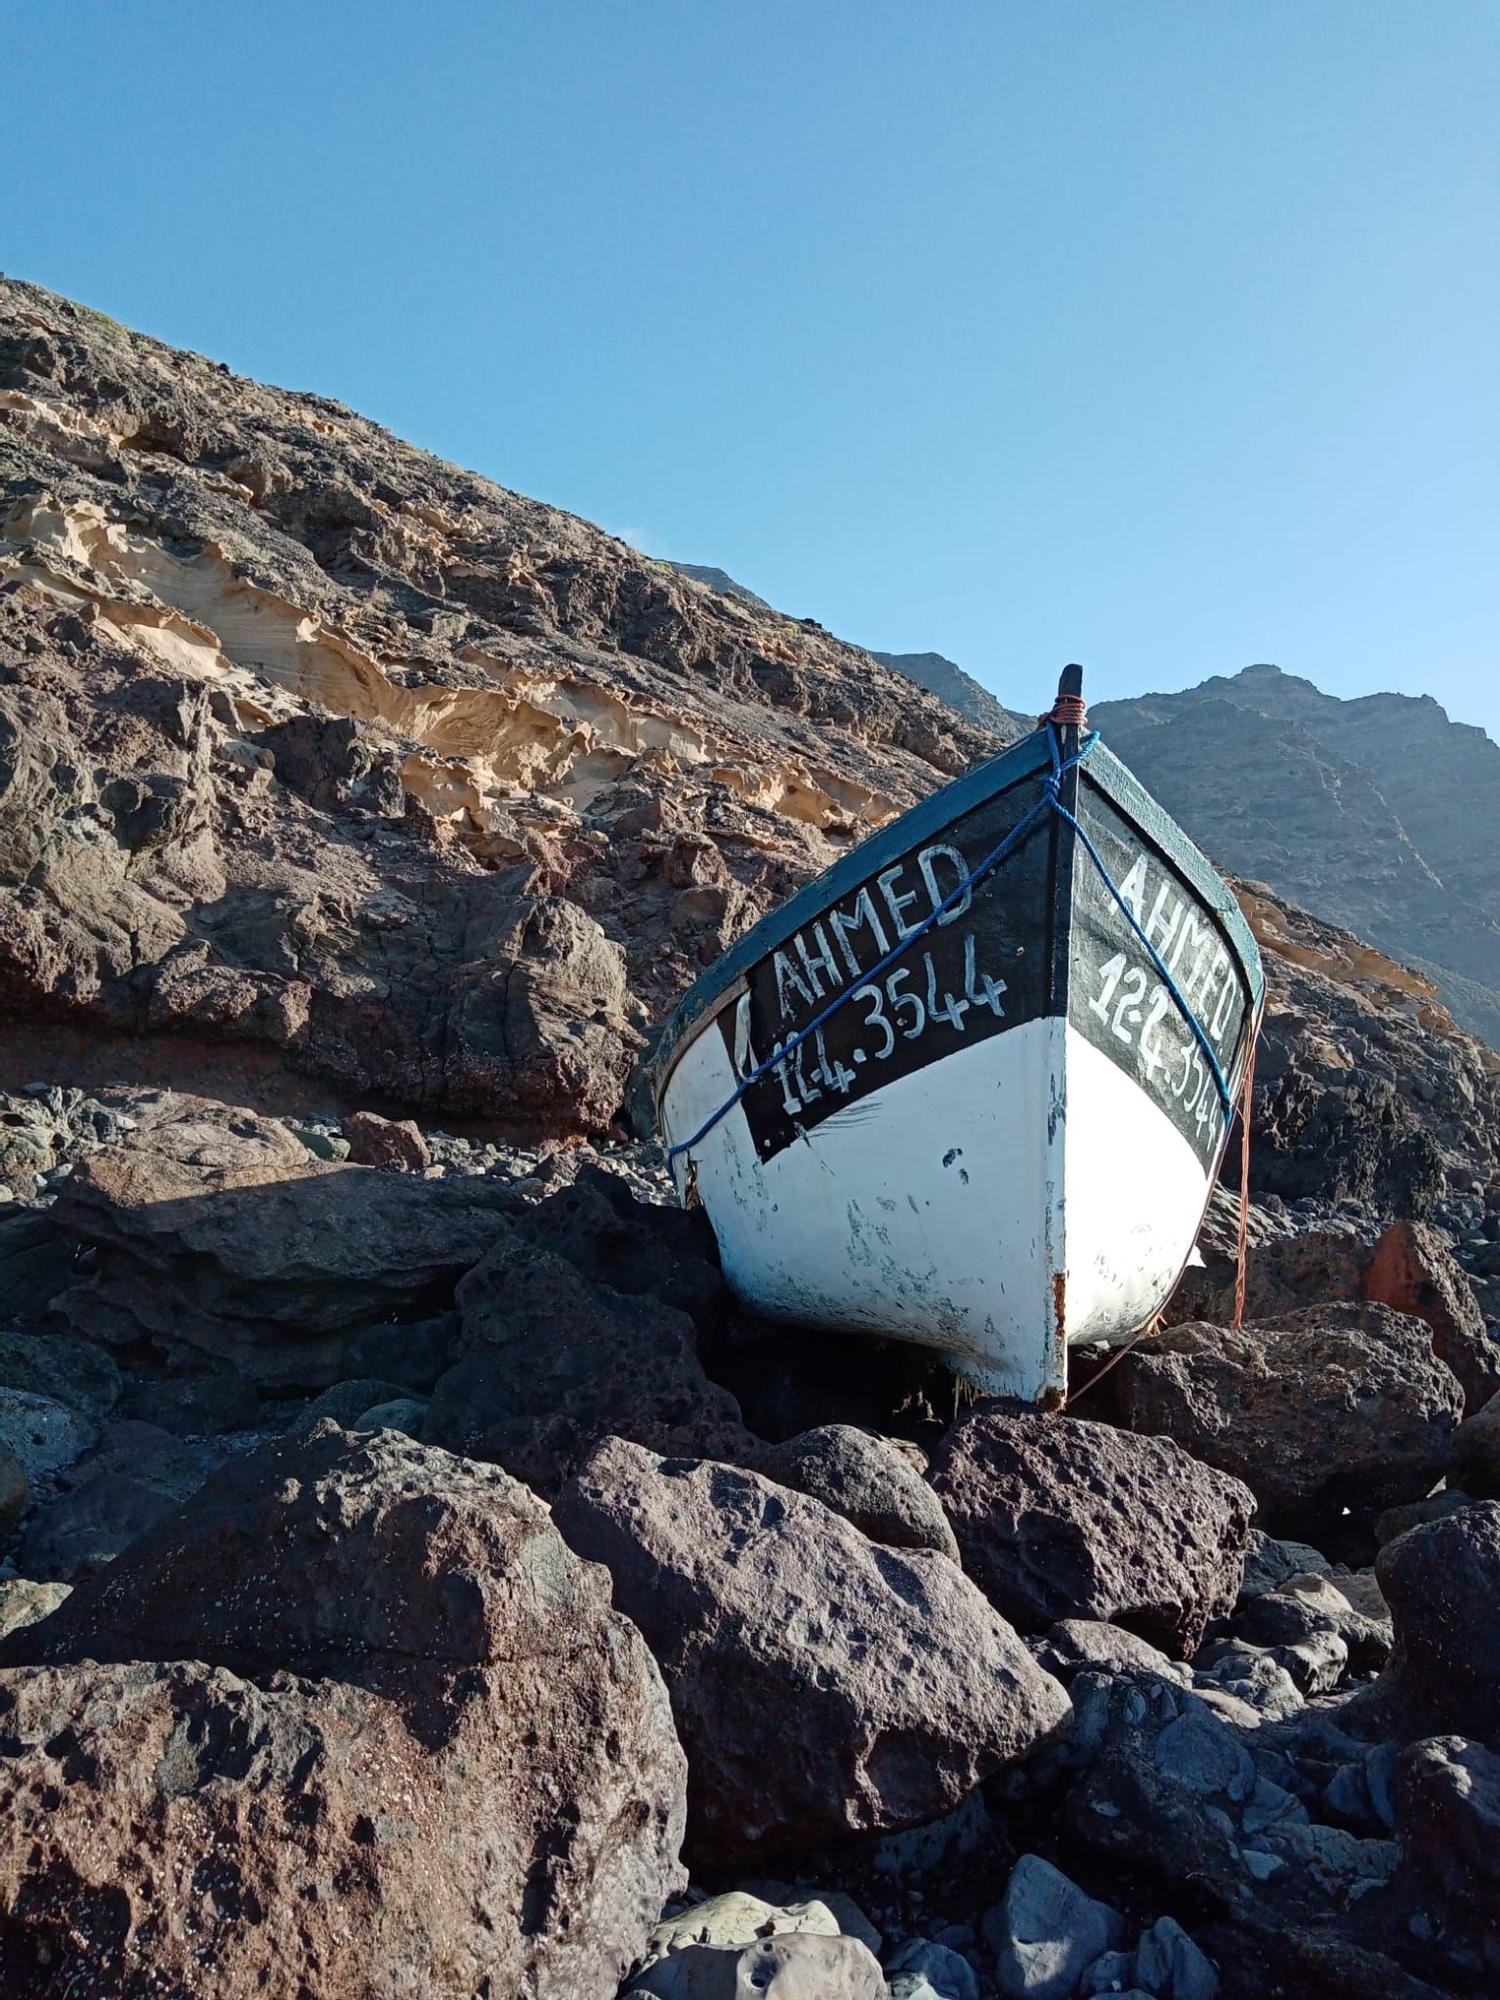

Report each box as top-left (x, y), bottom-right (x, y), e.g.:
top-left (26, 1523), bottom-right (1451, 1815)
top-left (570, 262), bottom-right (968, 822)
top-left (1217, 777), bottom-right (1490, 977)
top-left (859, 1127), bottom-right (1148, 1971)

top-left (867, 649), bottom-right (1026, 742)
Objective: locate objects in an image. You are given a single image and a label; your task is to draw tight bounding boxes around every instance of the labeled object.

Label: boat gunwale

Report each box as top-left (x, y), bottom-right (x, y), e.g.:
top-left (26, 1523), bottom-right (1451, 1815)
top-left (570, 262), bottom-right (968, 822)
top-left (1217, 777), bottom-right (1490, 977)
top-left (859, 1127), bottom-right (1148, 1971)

top-left (654, 721), bottom-right (1264, 1106)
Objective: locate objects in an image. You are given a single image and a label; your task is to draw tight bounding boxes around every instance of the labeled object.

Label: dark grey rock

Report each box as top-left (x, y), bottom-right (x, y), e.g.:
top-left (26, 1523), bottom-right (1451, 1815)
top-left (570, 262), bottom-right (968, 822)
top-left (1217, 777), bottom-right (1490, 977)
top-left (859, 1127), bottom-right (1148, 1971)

top-left (0, 1328), bottom-right (121, 1423)
top-left (0, 1446), bottom-right (27, 1534)
top-left (1134, 1916), bottom-right (1219, 2000)
top-left (356, 1396), bottom-right (427, 1436)
top-left (1393, 1734), bottom-right (1500, 1934)
top-left (928, 1410), bottom-right (1253, 1658)
top-left (982, 1854), bottom-right (1123, 2000)
top-left (1193, 1641), bottom-right (1305, 1720)
top-left (1237, 1530), bottom-right (1331, 1599)
top-left (754, 1425), bottom-right (959, 1557)
top-left (16, 1472), bottom-right (176, 1581)
top-left (1234, 1572), bottom-right (1390, 1675)
top-left (115, 1367), bottom-right (260, 1437)
top-left (1374, 1488), bottom-right (1476, 1546)
top-left (885, 1937), bottom-right (980, 2000)
top-left (0, 1389), bottom-right (95, 1482)
top-left (292, 1377), bottom-right (412, 1432)
top-left (1033, 1619), bottom-right (1189, 1688)
top-left (1375, 1500), bottom-right (1500, 1744)
top-left (429, 1222), bottom-right (743, 1498)
top-left (1452, 1389), bottom-right (1500, 1498)
top-left (341, 1312), bottom-right (456, 1394)
top-left (72, 1420), bottom-right (230, 1504)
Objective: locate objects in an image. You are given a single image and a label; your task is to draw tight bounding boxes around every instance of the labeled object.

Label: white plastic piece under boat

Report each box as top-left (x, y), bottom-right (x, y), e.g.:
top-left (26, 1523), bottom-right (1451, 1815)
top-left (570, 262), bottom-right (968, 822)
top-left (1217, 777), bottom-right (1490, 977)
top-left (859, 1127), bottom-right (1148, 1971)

top-left (660, 1012), bottom-right (1211, 1402)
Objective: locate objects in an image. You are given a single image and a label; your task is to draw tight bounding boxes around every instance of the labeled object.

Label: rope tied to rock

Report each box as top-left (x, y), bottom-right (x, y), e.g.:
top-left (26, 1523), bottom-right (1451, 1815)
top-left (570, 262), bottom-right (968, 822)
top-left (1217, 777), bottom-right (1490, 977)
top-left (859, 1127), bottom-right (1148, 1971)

top-left (665, 725), bottom-right (1234, 1169)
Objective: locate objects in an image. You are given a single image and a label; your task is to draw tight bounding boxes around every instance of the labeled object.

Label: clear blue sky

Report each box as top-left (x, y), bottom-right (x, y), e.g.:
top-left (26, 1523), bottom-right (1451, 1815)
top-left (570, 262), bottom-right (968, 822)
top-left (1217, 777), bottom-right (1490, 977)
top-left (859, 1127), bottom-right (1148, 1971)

top-left (5, 2), bottom-right (1497, 735)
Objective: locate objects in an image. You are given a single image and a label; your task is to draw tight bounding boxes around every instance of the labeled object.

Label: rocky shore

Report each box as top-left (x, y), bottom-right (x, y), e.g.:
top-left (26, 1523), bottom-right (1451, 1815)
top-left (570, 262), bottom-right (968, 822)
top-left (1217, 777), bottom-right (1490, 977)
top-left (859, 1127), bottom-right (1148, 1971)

top-left (3, 276), bottom-right (1499, 1997)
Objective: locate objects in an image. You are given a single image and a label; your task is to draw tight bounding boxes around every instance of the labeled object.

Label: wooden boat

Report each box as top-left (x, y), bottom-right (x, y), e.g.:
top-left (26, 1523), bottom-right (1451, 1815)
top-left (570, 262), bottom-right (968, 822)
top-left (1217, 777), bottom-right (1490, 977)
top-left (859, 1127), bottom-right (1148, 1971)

top-left (655, 668), bottom-right (1264, 1403)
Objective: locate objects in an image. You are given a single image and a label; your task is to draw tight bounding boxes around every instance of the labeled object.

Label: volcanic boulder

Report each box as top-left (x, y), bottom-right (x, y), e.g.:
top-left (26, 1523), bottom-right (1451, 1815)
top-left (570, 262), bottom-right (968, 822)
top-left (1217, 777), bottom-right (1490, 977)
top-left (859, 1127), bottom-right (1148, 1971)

top-left (553, 1439), bottom-right (1070, 1866)
top-left (426, 1217), bottom-right (743, 1497)
top-left (752, 1424), bottom-right (960, 1558)
top-left (926, 1410), bottom-right (1254, 1658)
top-left (0, 1423), bottom-right (687, 1999)
top-left (1106, 1305), bottom-right (1463, 1525)
top-left (1393, 1734), bottom-right (1500, 1935)
top-left (1374, 1500), bottom-right (1500, 1747)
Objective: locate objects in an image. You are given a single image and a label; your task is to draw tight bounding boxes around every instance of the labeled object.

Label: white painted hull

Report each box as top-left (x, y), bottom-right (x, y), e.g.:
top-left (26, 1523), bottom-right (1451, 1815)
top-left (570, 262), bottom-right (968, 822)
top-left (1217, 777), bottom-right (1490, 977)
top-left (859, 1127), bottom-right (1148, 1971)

top-left (660, 1012), bottom-right (1214, 1402)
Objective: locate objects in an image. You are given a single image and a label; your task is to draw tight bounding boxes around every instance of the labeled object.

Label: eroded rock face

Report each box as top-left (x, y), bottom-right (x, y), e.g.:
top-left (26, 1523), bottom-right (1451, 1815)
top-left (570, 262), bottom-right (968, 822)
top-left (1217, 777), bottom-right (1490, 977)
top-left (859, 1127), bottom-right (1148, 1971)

top-left (1107, 1305), bottom-right (1464, 1526)
top-left (0, 1423), bottom-right (687, 1999)
top-left (51, 1134), bottom-right (518, 1386)
top-left (553, 1438), bottom-right (1070, 1867)
top-left (926, 1410), bottom-right (1254, 1658)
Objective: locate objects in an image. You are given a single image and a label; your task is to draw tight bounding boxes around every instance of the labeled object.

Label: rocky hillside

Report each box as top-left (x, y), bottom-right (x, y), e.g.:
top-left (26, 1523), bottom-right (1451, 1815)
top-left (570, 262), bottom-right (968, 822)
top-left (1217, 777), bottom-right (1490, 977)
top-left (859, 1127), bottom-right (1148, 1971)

top-left (0, 276), bottom-right (1005, 1134)
top-left (869, 648), bottom-right (1026, 741)
top-left (666, 566), bottom-right (1027, 737)
top-left (4, 277), bottom-right (1500, 1999)
top-left (667, 561), bottom-right (773, 611)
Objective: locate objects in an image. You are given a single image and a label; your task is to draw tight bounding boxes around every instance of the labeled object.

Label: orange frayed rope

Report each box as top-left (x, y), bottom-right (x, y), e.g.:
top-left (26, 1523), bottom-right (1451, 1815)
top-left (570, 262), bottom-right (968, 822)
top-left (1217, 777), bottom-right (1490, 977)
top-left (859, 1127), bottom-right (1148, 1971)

top-left (1232, 1035), bottom-right (1257, 1331)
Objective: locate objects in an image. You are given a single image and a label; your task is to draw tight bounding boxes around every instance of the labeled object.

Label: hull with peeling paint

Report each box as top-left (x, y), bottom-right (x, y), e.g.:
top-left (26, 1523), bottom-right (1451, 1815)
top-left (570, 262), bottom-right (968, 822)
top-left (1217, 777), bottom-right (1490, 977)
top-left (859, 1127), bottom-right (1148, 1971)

top-left (655, 713), bottom-right (1264, 1402)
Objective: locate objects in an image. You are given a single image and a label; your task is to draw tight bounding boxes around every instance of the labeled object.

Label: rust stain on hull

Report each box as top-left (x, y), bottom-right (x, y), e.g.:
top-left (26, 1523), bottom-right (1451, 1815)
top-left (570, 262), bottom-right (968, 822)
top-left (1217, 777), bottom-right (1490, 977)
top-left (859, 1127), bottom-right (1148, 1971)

top-left (1044, 1270), bottom-right (1069, 1410)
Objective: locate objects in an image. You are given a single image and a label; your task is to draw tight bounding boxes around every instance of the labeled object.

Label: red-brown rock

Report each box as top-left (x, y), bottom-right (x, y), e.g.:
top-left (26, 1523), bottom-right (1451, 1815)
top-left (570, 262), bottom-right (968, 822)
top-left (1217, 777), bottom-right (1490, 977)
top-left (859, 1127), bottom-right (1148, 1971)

top-left (0, 1424), bottom-right (687, 1998)
top-left (1107, 1304), bottom-right (1464, 1527)
top-left (342, 1109), bottom-right (432, 1172)
top-left (1361, 1218), bottom-right (1500, 1412)
top-left (554, 1439), bottom-right (1070, 1867)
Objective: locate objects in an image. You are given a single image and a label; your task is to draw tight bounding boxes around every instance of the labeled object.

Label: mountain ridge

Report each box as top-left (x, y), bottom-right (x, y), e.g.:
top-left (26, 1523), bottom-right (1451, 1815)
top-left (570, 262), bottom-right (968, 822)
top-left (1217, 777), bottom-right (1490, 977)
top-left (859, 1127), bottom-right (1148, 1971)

top-left (1091, 665), bottom-right (1500, 1048)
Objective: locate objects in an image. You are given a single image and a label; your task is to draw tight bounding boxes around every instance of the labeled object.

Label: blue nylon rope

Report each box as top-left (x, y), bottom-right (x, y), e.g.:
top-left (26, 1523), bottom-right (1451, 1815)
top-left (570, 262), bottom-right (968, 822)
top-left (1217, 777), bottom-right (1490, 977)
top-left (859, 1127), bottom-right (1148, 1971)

top-left (664, 725), bottom-right (1230, 1169)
